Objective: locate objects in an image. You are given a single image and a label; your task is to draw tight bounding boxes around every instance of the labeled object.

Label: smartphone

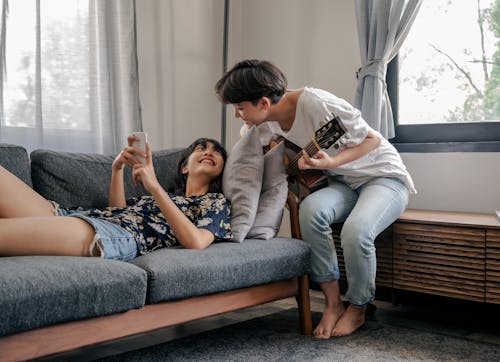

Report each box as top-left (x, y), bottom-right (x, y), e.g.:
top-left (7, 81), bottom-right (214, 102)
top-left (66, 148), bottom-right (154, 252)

top-left (132, 132), bottom-right (148, 164)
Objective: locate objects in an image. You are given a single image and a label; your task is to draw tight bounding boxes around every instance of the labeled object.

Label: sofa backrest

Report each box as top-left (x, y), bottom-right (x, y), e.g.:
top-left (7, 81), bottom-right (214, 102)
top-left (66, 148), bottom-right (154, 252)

top-left (31, 148), bottom-right (184, 209)
top-left (0, 143), bottom-right (33, 187)
top-left (0, 143), bottom-right (183, 209)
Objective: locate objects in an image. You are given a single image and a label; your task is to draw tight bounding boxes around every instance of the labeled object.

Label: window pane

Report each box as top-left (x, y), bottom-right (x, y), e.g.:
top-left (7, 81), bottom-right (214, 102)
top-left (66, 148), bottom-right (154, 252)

top-left (3, 0), bottom-right (90, 130)
top-left (3, 0), bottom-right (36, 127)
top-left (398, 0), bottom-right (499, 125)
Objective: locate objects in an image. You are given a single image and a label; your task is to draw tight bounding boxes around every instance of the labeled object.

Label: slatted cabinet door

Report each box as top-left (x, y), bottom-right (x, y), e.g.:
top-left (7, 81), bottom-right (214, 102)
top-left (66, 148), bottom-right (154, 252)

top-left (331, 210), bottom-right (500, 304)
top-left (486, 229), bottom-right (500, 304)
top-left (393, 223), bottom-right (485, 302)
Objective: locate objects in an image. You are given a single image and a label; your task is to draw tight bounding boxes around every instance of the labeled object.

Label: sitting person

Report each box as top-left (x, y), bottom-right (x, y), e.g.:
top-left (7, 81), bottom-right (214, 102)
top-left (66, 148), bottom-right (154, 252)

top-left (215, 59), bottom-right (415, 338)
top-left (0, 136), bottom-right (232, 260)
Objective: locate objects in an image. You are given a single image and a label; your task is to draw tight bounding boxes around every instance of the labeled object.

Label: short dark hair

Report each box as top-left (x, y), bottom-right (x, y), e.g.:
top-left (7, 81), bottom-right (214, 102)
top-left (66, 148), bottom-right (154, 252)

top-left (170, 138), bottom-right (227, 195)
top-left (215, 59), bottom-right (287, 105)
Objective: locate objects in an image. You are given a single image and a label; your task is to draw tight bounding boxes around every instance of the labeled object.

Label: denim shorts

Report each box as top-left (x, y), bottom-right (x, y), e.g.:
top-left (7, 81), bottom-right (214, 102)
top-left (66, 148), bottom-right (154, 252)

top-left (53, 203), bottom-right (138, 262)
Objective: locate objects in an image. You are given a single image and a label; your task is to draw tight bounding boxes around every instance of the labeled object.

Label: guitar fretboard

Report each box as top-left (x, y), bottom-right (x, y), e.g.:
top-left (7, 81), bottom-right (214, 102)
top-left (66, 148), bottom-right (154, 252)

top-left (284, 114), bottom-right (345, 177)
top-left (286, 140), bottom-right (320, 175)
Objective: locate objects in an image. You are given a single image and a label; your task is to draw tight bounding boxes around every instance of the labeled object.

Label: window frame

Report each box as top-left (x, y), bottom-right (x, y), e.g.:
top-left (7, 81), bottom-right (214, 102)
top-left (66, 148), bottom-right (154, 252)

top-left (387, 57), bottom-right (500, 153)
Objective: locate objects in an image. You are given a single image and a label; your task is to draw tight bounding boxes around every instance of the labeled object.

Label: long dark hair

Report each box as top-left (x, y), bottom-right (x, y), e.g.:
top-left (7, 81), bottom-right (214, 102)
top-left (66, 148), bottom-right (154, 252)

top-left (170, 138), bottom-right (227, 195)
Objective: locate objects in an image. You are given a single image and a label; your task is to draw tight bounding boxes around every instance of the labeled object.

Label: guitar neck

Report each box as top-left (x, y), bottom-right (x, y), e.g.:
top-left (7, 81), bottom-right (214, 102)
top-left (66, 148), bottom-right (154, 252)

top-left (286, 140), bottom-right (320, 175)
top-left (284, 114), bottom-right (345, 176)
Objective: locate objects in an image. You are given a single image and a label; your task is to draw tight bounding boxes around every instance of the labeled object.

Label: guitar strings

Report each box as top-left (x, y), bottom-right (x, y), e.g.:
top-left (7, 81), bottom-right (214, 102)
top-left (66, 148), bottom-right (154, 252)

top-left (285, 117), bottom-right (343, 175)
top-left (287, 141), bottom-right (319, 174)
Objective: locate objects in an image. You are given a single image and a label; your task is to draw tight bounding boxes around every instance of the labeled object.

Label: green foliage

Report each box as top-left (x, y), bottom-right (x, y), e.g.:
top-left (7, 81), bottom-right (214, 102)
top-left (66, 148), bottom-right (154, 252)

top-left (463, 0), bottom-right (500, 121)
top-left (484, 46), bottom-right (500, 118)
top-left (490, 0), bottom-right (500, 36)
top-left (483, 0), bottom-right (500, 119)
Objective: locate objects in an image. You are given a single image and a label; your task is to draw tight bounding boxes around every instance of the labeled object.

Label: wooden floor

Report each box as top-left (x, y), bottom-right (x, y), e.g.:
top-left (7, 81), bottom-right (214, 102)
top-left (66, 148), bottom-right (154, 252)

top-left (39, 290), bottom-right (500, 361)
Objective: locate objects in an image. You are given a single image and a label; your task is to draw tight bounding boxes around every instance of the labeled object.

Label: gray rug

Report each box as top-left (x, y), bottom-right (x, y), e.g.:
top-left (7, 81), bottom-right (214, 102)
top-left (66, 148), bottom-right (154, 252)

top-left (99, 308), bottom-right (500, 361)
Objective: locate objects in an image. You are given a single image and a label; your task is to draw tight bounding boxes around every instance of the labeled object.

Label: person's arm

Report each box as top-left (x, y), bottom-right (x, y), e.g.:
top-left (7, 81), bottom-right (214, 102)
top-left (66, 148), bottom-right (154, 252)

top-left (131, 144), bottom-right (215, 249)
top-left (299, 130), bottom-right (381, 170)
top-left (150, 187), bottom-right (215, 249)
top-left (109, 167), bottom-right (126, 207)
top-left (109, 135), bottom-right (147, 207)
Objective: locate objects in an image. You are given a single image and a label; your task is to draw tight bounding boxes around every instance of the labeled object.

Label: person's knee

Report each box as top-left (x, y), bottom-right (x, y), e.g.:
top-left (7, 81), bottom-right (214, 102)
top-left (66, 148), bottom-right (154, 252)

top-left (299, 198), bottom-right (331, 231)
top-left (340, 221), bottom-right (374, 256)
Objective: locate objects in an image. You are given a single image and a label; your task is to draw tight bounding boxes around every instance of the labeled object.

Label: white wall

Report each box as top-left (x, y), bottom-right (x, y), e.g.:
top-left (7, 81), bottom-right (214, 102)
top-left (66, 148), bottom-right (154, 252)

top-left (136, 0), bottom-right (500, 215)
top-left (403, 153), bottom-right (500, 213)
top-left (225, 0), bottom-right (360, 147)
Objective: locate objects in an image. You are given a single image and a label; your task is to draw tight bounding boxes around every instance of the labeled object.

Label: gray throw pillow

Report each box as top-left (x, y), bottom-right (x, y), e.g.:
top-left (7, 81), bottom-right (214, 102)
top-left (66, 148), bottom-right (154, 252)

top-left (247, 141), bottom-right (288, 239)
top-left (222, 126), bottom-right (264, 242)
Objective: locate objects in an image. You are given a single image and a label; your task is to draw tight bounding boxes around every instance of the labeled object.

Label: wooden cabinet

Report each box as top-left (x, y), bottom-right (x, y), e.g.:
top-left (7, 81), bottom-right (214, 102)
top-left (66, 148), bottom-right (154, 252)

top-left (333, 209), bottom-right (500, 304)
top-left (486, 229), bottom-right (500, 303)
top-left (393, 222), bottom-right (485, 302)
top-left (395, 209), bottom-right (500, 303)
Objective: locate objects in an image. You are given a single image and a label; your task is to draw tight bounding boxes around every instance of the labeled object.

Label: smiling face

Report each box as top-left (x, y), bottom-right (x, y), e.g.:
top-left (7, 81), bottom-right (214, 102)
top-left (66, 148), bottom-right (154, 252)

top-left (182, 141), bottom-right (225, 181)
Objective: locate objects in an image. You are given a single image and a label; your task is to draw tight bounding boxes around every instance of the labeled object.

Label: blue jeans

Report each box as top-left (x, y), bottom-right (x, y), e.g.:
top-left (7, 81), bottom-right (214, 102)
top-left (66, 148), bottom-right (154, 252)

top-left (299, 177), bottom-right (409, 306)
top-left (55, 206), bottom-right (138, 262)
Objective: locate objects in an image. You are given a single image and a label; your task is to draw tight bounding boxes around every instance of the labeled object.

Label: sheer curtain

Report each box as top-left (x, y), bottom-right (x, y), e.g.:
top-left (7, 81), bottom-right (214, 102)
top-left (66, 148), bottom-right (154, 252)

top-left (354, 0), bottom-right (422, 139)
top-left (0, 0), bottom-right (141, 154)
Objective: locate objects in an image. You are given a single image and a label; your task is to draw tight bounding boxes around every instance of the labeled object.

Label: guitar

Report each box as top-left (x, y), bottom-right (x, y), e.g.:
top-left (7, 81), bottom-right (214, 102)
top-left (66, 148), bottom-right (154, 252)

top-left (280, 114), bottom-right (346, 194)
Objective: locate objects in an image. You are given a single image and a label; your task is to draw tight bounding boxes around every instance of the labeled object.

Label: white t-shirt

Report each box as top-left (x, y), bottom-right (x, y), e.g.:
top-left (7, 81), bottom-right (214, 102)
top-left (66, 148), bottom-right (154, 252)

top-left (242, 87), bottom-right (416, 193)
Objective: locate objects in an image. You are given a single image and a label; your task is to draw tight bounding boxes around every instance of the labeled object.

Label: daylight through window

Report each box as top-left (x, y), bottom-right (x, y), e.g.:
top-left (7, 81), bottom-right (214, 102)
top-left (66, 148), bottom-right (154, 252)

top-left (398, 0), bottom-right (499, 125)
top-left (2, 0), bottom-right (90, 130)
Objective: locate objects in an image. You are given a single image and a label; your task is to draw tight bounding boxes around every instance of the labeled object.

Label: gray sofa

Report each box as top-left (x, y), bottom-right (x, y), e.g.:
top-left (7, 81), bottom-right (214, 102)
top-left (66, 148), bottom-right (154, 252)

top-left (0, 143), bottom-right (311, 361)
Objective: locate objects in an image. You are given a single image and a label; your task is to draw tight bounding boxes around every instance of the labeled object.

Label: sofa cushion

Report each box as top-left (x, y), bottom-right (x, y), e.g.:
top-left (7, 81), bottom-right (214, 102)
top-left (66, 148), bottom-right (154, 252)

top-left (0, 143), bottom-right (32, 187)
top-left (131, 237), bottom-right (310, 304)
top-left (30, 148), bottom-right (182, 209)
top-left (222, 126), bottom-right (264, 242)
top-left (0, 256), bottom-right (147, 337)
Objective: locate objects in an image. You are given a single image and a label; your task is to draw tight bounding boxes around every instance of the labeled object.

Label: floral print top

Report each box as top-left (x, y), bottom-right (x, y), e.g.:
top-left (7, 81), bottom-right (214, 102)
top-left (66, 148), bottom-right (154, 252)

top-left (83, 193), bottom-right (232, 254)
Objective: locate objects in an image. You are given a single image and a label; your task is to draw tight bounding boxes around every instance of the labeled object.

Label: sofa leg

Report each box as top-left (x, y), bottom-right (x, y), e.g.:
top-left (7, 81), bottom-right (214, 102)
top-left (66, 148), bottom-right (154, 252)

top-left (296, 275), bottom-right (312, 335)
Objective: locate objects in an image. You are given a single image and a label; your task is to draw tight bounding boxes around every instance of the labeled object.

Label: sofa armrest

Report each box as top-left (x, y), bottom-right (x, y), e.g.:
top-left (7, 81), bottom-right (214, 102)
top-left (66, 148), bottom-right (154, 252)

top-left (0, 143), bottom-right (32, 187)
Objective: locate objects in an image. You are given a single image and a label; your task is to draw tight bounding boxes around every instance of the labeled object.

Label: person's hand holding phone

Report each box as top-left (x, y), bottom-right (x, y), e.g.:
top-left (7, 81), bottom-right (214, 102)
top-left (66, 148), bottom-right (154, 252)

top-left (132, 132), bottom-right (148, 164)
top-left (112, 132), bottom-right (148, 172)
top-left (129, 133), bottom-right (161, 192)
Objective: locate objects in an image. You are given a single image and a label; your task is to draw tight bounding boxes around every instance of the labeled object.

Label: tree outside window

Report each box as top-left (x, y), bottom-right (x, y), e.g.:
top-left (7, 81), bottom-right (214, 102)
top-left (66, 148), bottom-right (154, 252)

top-left (398, 0), bottom-right (499, 125)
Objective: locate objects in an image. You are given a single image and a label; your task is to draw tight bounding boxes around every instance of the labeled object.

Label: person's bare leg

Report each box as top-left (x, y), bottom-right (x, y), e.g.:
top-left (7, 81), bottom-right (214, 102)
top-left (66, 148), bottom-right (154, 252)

top-left (332, 304), bottom-right (366, 336)
top-left (314, 280), bottom-right (345, 339)
top-left (0, 217), bottom-right (95, 256)
top-left (0, 166), bottom-right (56, 218)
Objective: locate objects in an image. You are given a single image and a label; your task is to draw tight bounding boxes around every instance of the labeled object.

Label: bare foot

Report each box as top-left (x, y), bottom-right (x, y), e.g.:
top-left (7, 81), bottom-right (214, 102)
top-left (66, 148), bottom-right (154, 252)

top-left (331, 304), bottom-right (366, 337)
top-left (313, 304), bottom-right (345, 340)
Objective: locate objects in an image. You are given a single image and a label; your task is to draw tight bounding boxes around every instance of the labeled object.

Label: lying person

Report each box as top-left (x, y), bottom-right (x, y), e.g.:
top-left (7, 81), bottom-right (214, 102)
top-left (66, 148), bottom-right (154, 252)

top-left (0, 136), bottom-right (232, 260)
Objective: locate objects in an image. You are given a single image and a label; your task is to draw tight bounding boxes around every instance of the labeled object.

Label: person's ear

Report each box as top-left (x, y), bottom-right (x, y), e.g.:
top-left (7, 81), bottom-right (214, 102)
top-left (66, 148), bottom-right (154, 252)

top-left (259, 97), bottom-right (271, 111)
top-left (182, 165), bottom-right (188, 175)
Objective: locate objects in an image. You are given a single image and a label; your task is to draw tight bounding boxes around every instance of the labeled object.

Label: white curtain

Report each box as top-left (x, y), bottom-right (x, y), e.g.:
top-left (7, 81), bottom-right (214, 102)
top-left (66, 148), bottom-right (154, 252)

top-left (354, 0), bottom-right (422, 139)
top-left (0, 0), bottom-right (141, 154)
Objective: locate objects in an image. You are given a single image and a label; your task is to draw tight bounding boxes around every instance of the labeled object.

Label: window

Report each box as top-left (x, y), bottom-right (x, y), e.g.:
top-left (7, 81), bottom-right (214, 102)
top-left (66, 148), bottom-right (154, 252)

top-left (389, 0), bottom-right (500, 152)
top-left (0, 0), bottom-right (140, 154)
top-left (0, 0), bottom-right (94, 151)
top-left (2, 0), bottom-right (90, 130)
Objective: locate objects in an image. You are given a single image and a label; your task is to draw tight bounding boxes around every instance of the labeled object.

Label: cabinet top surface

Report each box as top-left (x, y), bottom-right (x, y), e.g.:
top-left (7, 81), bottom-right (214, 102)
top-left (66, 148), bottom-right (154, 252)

top-left (399, 209), bottom-right (500, 229)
